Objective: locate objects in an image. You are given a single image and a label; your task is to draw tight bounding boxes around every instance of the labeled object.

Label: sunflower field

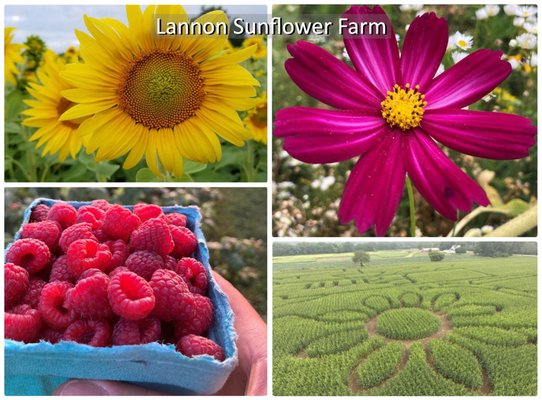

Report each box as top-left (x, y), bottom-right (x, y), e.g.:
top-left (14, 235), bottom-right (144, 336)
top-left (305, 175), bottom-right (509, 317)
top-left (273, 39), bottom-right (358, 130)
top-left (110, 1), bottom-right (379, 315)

top-left (272, 4), bottom-right (537, 237)
top-left (273, 248), bottom-right (537, 395)
top-left (5, 5), bottom-right (267, 182)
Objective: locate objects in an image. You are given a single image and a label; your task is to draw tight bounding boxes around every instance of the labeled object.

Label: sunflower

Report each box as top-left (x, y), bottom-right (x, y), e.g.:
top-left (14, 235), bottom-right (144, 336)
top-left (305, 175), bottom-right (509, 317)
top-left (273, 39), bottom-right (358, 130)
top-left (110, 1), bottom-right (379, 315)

top-left (60, 5), bottom-right (259, 177)
top-left (242, 36), bottom-right (267, 59)
top-left (4, 27), bottom-right (24, 84)
top-left (22, 56), bottom-right (86, 161)
top-left (244, 91), bottom-right (267, 144)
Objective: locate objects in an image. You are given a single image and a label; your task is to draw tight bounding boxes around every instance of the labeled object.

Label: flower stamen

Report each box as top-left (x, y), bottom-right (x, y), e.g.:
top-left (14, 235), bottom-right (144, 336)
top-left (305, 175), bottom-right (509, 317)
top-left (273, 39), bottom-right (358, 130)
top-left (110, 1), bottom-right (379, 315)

top-left (381, 83), bottom-right (427, 131)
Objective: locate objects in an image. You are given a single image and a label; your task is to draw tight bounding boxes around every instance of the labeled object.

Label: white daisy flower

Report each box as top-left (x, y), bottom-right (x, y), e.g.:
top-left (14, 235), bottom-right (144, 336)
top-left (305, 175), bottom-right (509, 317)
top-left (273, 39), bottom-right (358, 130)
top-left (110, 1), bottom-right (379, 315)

top-left (399, 4), bottom-right (424, 12)
top-left (451, 51), bottom-right (469, 64)
top-left (523, 22), bottom-right (537, 34)
top-left (484, 5), bottom-right (500, 16)
top-left (516, 33), bottom-right (537, 49)
top-left (509, 38), bottom-right (518, 47)
top-left (516, 6), bottom-right (537, 18)
top-left (513, 17), bottom-right (526, 27)
top-left (507, 56), bottom-right (522, 70)
top-left (503, 5), bottom-right (518, 16)
top-left (528, 53), bottom-right (538, 67)
top-left (475, 8), bottom-right (489, 20)
top-left (448, 31), bottom-right (473, 50)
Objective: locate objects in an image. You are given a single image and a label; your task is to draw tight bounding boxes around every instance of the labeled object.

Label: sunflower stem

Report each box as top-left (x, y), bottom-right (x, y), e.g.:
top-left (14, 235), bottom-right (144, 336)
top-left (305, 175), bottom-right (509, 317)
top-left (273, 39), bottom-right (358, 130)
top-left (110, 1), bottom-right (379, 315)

top-left (245, 140), bottom-right (256, 181)
top-left (406, 176), bottom-right (416, 237)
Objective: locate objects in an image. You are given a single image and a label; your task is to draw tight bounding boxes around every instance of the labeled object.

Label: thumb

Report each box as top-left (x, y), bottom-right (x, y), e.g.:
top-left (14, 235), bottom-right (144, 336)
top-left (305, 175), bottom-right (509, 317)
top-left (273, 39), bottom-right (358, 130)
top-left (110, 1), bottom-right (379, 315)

top-left (54, 379), bottom-right (163, 396)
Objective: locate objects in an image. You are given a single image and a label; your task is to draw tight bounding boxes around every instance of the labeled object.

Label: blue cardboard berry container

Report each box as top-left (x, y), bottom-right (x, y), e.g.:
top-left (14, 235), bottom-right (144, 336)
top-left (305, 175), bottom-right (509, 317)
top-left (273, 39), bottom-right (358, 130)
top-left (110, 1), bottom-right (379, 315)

top-left (5, 198), bottom-right (238, 395)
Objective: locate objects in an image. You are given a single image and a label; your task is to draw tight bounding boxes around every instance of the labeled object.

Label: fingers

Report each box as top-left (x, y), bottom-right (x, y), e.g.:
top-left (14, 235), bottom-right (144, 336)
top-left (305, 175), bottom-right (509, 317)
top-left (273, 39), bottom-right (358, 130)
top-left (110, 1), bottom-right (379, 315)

top-left (53, 379), bottom-right (163, 396)
top-left (212, 271), bottom-right (267, 395)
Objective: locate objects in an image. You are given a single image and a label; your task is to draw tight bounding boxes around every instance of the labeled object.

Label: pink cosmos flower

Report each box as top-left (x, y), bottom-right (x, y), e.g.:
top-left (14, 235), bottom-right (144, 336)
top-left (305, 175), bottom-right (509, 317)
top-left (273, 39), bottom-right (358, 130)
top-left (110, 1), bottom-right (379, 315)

top-left (274, 6), bottom-right (536, 236)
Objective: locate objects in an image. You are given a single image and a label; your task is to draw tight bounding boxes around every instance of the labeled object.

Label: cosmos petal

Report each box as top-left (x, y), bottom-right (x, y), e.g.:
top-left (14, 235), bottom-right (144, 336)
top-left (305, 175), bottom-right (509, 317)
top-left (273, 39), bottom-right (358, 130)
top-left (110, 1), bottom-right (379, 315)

top-left (403, 129), bottom-right (490, 220)
top-left (275, 107), bottom-right (386, 163)
top-left (422, 108), bottom-right (537, 160)
top-left (425, 49), bottom-right (511, 110)
top-left (400, 12), bottom-right (448, 92)
top-left (338, 132), bottom-right (406, 236)
top-left (342, 5), bottom-right (401, 95)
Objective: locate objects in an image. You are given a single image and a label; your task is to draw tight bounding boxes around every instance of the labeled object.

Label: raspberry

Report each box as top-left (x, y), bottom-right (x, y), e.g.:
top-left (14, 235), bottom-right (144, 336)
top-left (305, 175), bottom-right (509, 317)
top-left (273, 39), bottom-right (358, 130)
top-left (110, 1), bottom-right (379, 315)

top-left (149, 269), bottom-right (189, 321)
top-left (126, 251), bottom-right (164, 281)
top-left (47, 202), bottom-right (77, 229)
top-left (133, 203), bottom-right (163, 222)
top-left (91, 199), bottom-right (111, 211)
top-left (21, 279), bottom-right (47, 308)
top-left (21, 220), bottom-right (61, 250)
top-left (67, 239), bottom-right (112, 278)
top-left (102, 205), bottom-right (140, 241)
top-left (176, 335), bottom-right (225, 361)
top-left (112, 317), bottom-right (161, 345)
top-left (41, 327), bottom-right (65, 344)
top-left (130, 218), bottom-right (174, 257)
top-left (165, 213), bottom-right (187, 227)
top-left (164, 255), bottom-right (178, 270)
top-left (108, 271), bottom-right (155, 320)
top-left (5, 305), bottom-right (41, 343)
top-left (104, 240), bottom-right (130, 272)
top-left (76, 206), bottom-right (104, 230)
top-left (50, 255), bottom-right (75, 283)
top-left (38, 281), bottom-right (76, 330)
top-left (175, 258), bottom-right (208, 295)
top-left (5, 263), bottom-right (29, 308)
top-left (92, 229), bottom-right (109, 242)
top-left (30, 204), bottom-right (50, 222)
top-left (59, 223), bottom-right (97, 253)
top-left (78, 268), bottom-right (104, 281)
top-left (170, 226), bottom-right (198, 258)
top-left (6, 238), bottom-right (51, 274)
top-left (173, 294), bottom-right (213, 337)
top-left (63, 319), bottom-right (111, 347)
top-left (67, 271), bottom-right (113, 319)
top-left (109, 266), bottom-right (130, 277)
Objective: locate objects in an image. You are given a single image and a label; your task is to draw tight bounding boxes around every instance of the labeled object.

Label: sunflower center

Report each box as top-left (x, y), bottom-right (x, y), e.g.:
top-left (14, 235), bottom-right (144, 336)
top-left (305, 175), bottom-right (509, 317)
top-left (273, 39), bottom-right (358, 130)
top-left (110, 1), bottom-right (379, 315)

top-left (381, 83), bottom-right (427, 131)
top-left (118, 51), bottom-right (205, 130)
top-left (250, 103), bottom-right (267, 128)
top-left (56, 97), bottom-right (80, 129)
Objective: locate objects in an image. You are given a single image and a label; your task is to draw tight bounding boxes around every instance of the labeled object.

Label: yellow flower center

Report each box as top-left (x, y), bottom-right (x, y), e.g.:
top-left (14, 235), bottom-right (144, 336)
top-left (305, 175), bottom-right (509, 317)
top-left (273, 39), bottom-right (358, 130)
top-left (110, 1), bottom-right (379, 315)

top-left (457, 39), bottom-right (467, 48)
top-left (118, 51), bottom-right (205, 130)
top-left (380, 83), bottom-right (427, 131)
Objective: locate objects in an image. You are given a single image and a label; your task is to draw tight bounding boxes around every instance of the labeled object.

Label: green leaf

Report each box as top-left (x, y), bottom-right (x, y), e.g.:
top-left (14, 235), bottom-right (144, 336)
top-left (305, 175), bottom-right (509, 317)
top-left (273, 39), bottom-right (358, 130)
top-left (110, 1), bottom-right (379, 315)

top-left (183, 160), bottom-right (207, 174)
top-left (5, 90), bottom-right (27, 123)
top-left (135, 168), bottom-right (166, 182)
top-left (5, 122), bottom-right (21, 134)
top-left (489, 199), bottom-right (531, 217)
top-left (95, 162), bottom-right (120, 181)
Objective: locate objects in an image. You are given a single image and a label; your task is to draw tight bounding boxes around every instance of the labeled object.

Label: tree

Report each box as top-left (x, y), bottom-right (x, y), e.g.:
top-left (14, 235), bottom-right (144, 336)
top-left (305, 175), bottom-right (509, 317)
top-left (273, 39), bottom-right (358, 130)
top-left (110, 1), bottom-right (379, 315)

top-left (353, 250), bottom-right (370, 267)
top-left (455, 246), bottom-right (466, 254)
top-left (429, 251), bottom-right (445, 262)
top-left (474, 242), bottom-right (514, 257)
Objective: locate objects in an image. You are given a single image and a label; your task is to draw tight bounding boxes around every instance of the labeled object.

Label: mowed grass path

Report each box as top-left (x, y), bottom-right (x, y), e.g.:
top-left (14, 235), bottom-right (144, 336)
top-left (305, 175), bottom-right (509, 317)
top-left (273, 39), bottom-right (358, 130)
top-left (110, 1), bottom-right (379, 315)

top-left (273, 251), bottom-right (537, 396)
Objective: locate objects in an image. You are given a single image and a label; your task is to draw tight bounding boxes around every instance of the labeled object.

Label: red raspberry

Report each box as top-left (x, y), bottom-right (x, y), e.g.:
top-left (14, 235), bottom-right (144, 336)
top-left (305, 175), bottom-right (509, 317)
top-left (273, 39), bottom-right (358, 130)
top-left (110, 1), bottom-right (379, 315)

top-left (47, 202), bottom-right (77, 229)
top-left (5, 304), bottom-right (41, 342)
top-left (164, 255), bottom-right (178, 270)
top-left (108, 271), bottom-right (155, 320)
top-left (133, 203), bottom-right (163, 222)
top-left (126, 251), bottom-right (164, 281)
top-left (112, 317), bottom-right (161, 345)
top-left (5, 263), bottom-right (29, 308)
top-left (104, 240), bottom-right (130, 272)
top-left (149, 269), bottom-right (191, 321)
top-left (38, 281), bottom-right (76, 330)
top-left (6, 238), bottom-right (51, 274)
top-left (91, 199), bottom-right (111, 212)
top-left (41, 326), bottom-right (65, 344)
top-left (67, 271), bottom-right (113, 319)
top-left (173, 294), bottom-right (213, 337)
top-left (130, 218), bottom-right (174, 257)
top-left (59, 223), bottom-right (97, 253)
top-left (102, 205), bottom-right (140, 241)
top-left (76, 206), bottom-right (104, 230)
top-left (50, 255), bottom-right (75, 283)
top-left (92, 228), bottom-right (109, 242)
top-left (170, 226), bottom-right (198, 258)
top-left (77, 268), bottom-right (104, 281)
top-left (63, 319), bottom-right (111, 347)
top-left (21, 278), bottom-right (47, 308)
top-left (67, 239), bottom-right (112, 278)
top-left (109, 266), bottom-right (130, 277)
top-left (175, 258), bottom-right (208, 295)
top-left (176, 335), bottom-right (225, 361)
top-left (21, 220), bottom-right (61, 250)
top-left (165, 213), bottom-right (187, 227)
top-left (30, 204), bottom-right (50, 222)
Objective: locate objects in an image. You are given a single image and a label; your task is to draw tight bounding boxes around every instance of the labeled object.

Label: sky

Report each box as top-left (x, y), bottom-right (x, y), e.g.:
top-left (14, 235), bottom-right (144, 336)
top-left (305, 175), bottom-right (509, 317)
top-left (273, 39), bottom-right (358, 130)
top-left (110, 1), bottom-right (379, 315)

top-left (5, 5), bottom-right (267, 52)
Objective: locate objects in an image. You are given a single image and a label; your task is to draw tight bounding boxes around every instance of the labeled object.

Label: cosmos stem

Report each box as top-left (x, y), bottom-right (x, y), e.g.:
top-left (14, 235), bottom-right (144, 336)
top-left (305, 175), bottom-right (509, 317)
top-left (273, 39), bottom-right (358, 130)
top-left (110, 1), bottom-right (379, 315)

top-left (406, 176), bottom-right (416, 237)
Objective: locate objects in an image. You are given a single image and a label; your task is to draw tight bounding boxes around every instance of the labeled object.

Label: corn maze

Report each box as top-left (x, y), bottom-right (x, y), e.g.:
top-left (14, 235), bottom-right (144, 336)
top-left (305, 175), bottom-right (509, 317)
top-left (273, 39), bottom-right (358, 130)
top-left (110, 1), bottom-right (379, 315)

top-left (273, 252), bottom-right (537, 396)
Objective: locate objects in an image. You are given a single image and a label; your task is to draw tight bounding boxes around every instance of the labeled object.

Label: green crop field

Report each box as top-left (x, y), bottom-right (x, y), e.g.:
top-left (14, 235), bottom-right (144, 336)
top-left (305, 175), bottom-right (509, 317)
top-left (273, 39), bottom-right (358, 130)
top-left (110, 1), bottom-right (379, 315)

top-left (273, 251), bottom-right (537, 396)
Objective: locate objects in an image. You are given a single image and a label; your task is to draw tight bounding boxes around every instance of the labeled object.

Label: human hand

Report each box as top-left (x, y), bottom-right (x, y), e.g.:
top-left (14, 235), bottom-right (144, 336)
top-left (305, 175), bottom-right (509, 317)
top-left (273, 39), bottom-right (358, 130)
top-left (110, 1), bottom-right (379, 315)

top-left (54, 271), bottom-right (267, 396)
